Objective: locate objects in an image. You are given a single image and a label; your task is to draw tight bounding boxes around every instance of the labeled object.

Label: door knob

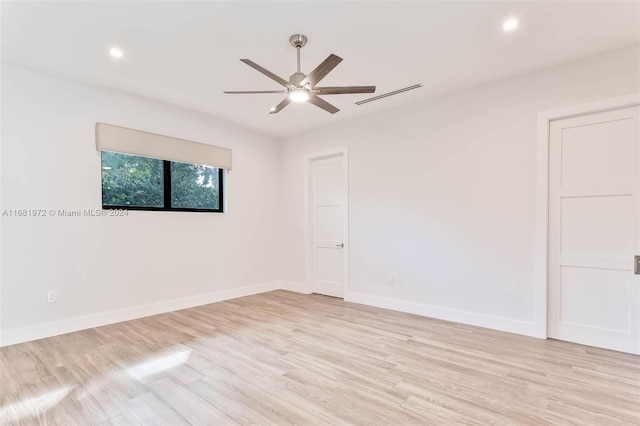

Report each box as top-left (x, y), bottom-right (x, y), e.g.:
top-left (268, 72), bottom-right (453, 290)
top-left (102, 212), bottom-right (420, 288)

top-left (336, 243), bottom-right (344, 248)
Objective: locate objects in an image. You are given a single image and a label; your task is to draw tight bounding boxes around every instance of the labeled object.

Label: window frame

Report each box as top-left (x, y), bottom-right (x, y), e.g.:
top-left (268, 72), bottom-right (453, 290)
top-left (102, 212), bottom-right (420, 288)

top-left (102, 158), bottom-right (224, 213)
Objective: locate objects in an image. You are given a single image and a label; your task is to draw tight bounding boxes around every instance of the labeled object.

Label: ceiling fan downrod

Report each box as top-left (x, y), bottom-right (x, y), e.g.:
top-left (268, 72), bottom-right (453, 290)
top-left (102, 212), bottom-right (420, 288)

top-left (289, 34), bottom-right (308, 86)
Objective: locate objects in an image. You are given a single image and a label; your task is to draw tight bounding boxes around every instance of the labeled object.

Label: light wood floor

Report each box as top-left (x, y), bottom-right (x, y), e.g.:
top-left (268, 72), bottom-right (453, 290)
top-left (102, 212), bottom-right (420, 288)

top-left (1, 291), bottom-right (639, 425)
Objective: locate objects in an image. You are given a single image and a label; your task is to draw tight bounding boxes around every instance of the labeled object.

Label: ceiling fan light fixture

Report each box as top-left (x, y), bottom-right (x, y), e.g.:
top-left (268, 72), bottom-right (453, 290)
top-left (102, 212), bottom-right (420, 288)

top-left (225, 34), bottom-right (375, 114)
top-left (289, 89), bottom-right (309, 103)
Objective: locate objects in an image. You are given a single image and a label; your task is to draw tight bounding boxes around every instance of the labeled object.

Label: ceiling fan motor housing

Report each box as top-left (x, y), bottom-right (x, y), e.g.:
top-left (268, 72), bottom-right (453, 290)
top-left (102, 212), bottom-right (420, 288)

top-left (289, 71), bottom-right (306, 87)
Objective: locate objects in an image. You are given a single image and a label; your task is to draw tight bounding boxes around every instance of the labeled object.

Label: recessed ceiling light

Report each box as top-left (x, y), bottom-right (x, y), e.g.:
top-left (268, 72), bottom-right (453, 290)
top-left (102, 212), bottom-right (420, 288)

top-left (109, 47), bottom-right (124, 59)
top-left (503, 19), bottom-right (519, 32)
top-left (270, 106), bottom-right (276, 112)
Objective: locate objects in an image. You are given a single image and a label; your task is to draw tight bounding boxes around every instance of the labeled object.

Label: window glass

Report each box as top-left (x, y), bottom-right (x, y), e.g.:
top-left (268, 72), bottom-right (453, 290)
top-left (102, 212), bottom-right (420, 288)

top-left (100, 152), bottom-right (223, 212)
top-left (171, 162), bottom-right (221, 210)
top-left (101, 151), bottom-right (164, 208)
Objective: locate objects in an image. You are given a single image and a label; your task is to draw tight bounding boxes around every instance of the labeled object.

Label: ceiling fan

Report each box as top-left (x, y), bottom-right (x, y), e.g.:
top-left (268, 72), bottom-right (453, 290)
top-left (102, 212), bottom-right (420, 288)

top-left (224, 34), bottom-right (376, 114)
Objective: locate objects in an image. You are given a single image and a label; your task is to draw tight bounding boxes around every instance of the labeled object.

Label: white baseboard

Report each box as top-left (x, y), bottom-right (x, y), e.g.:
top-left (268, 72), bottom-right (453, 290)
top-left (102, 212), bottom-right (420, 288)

top-left (346, 292), bottom-right (543, 338)
top-left (0, 281), bottom-right (281, 347)
top-left (280, 281), bottom-right (310, 294)
top-left (0, 282), bottom-right (544, 347)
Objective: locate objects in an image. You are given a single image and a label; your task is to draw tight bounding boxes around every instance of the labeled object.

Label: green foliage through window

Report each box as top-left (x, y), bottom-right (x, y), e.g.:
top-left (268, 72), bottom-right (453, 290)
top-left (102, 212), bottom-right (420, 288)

top-left (171, 162), bottom-right (220, 209)
top-left (101, 151), bottom-right (222, 212)
top-left (101, 152), bottom-right (164, 207)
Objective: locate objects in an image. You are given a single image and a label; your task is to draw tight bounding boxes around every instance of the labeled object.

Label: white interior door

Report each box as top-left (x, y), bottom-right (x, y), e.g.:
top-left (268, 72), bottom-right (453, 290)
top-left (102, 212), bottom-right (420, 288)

top-left (548, 105), bottom-right (640, 354)
top-left (311, 155), bottom-right (346, 298)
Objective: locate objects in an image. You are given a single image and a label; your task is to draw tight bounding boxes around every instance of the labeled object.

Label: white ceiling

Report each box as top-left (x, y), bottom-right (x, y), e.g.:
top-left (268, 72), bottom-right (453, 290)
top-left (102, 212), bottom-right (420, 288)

top-left (2, 1), bottom-right (639, 137)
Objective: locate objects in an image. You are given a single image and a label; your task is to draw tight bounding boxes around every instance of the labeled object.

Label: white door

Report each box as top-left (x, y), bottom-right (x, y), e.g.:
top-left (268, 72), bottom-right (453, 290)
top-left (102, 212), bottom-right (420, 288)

top-left (310, 155), bottom-right (346, 298)
top-left (548, 105), bottom-right (640, 354)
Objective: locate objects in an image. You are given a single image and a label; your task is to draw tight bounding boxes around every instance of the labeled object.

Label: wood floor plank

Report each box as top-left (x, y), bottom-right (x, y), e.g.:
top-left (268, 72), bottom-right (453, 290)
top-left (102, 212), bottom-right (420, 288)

top-left (186, 378), bottom-right (277, 425)
top-left (146, 377), bottom-right (238, 425)
top-left (123, 392), bottom-right (189, 426)
top-left (1, 290), bottom-right (638, 425)
top-left (96, 412), bottom-right (140, 426)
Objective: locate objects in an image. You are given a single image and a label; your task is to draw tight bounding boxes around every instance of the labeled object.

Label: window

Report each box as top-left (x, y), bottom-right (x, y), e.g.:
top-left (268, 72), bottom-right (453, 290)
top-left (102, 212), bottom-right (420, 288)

top-left (101, 151), bottom-right (223, 212)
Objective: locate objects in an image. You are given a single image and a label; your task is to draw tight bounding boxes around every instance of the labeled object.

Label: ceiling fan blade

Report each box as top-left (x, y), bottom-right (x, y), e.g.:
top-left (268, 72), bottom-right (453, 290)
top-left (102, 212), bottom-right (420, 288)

top-left (307, 95), bottom-right (339, 114)
top-left (312, 86), bottom-right (376, 95)
top-left (224, 90), bottom-right (287, 94)
top-left (300, 54), bottom-right (343, 87)
top-left (240, 59), bottom-right (291, 88)
top-left (269, 97), bottom-right (291, 114)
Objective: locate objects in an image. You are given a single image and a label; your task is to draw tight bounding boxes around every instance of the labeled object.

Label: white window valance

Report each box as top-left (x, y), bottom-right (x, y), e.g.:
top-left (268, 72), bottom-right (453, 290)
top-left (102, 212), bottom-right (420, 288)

top-left (95, 123), bottom-right (232, 170)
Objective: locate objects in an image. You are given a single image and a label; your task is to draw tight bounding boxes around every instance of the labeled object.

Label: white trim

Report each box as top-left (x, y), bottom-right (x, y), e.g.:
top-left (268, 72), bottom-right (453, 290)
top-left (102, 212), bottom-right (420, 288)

top-left (1, 281), bottom-right (539, 348)
top-left (346, 292), bottom-right (540, 337)
top-left (303, 147), bottom-right (350, 297)
top-left (280, 281), bottom-right (310, 294)
top-left (0, 281), bottom-right (280, 347)
top-left (535, 93), bottom-right (640, 338)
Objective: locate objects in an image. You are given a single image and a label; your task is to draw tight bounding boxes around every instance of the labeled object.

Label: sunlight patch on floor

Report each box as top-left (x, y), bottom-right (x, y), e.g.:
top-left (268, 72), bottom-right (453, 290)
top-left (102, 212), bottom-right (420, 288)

top-left (0, 385), bottom-right (75, 423)
top-left (126, 348), bottom-right (192, 381)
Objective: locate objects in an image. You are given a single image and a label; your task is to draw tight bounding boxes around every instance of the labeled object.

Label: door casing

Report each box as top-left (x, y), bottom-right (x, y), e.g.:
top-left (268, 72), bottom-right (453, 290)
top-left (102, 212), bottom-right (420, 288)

top-left (535, 93), bottom-right (640, 340)
top-left (304, 147), bottom-right (349, 297)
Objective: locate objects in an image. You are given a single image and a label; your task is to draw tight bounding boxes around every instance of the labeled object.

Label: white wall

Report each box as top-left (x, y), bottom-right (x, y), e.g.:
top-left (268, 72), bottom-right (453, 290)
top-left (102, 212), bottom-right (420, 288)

top-left (1, 65), bottom-right (282, 345)
top-left (2, 45), bottom-right (639, 346)
top-left (279, 45), bottom-right (640, 337)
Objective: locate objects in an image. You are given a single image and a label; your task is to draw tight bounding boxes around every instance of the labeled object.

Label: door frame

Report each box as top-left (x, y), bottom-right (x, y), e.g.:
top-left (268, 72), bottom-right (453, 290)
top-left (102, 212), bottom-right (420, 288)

top-left (534, 93), bottom-right (640, 339)
top-left (304, 147), bottom-right (349, 297)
